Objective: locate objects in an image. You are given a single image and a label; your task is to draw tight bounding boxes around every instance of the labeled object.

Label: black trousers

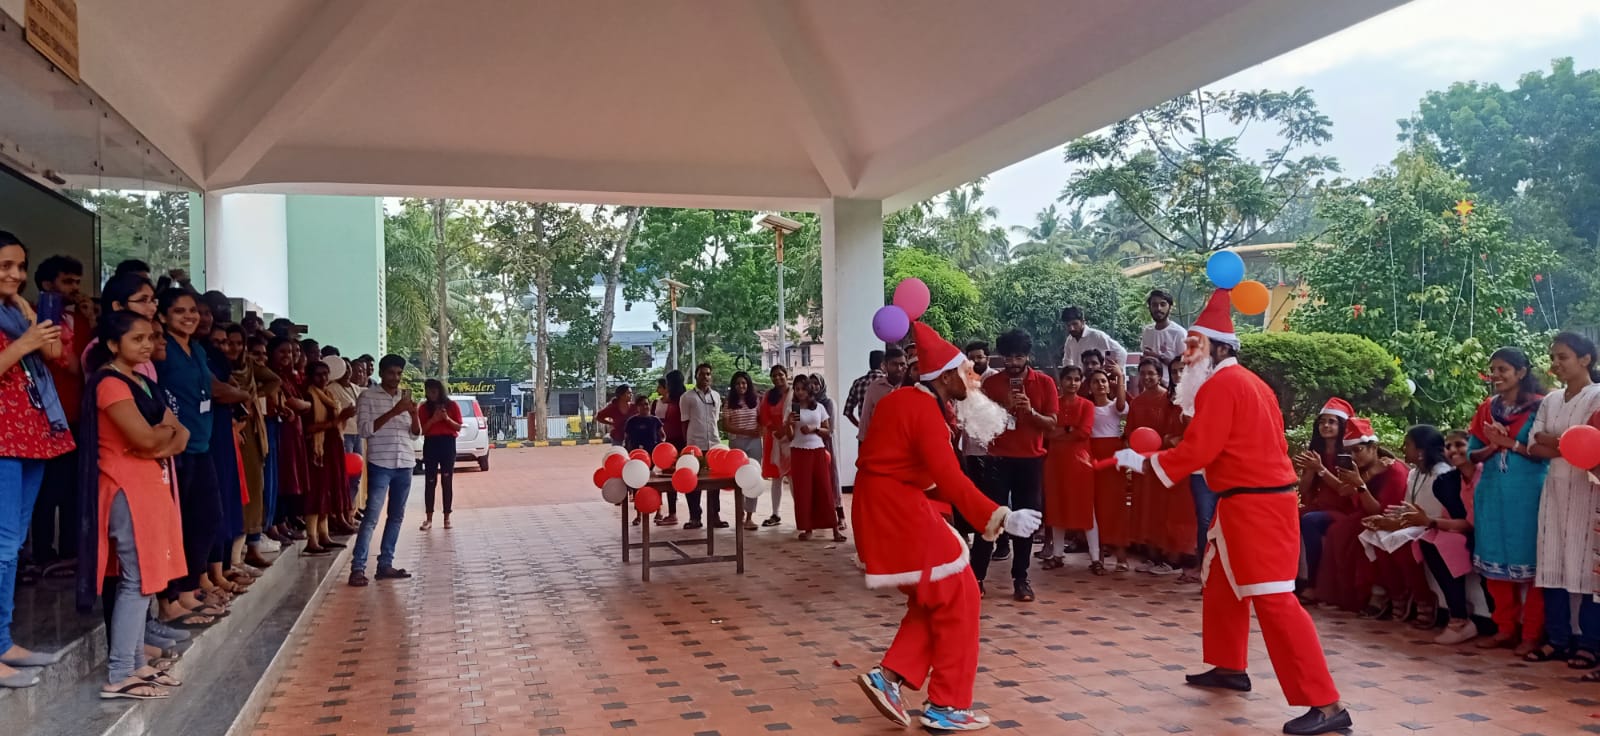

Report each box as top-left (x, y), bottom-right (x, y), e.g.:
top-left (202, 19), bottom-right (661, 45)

top-left (422, 435), bottom-right (455, 515)
top-left (30, 450), bottom-right (79, 563)
top-left (953, 456), bottom-right (991, 538)
top-left (1420, 541), bottom-right (1469, 619)
top-left (169, 452), bottom-right (220, 594)
top-left (970, 456), bottom-right (1043, 583)
top-left (687, 489), bottom-right (721, 521)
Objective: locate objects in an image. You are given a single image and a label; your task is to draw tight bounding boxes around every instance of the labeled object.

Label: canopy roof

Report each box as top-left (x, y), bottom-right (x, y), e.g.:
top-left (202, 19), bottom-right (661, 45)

top-left (4, 0), bottom-right (1402, 208)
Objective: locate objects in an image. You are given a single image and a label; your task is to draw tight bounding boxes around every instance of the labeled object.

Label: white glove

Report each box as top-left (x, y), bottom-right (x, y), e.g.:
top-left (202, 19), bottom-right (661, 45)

top-left (1115, 448), bottom-right (1147, 474)
top-left (1003, 508), bottom-right (1042, 538)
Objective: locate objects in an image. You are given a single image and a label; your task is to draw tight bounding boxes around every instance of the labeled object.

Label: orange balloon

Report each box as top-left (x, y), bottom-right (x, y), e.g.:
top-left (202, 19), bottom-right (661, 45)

top-left (1233, 280), bottom-right (1270, 316)
top-left (672, 466), bottom-right (699, 493)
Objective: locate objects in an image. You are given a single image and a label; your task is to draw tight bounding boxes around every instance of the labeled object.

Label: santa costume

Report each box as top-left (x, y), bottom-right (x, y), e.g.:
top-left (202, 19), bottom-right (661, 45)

top-left (853, 321), bottom-right (1041, 732)
top-left (1116, 288), bottom-right (1351, 736)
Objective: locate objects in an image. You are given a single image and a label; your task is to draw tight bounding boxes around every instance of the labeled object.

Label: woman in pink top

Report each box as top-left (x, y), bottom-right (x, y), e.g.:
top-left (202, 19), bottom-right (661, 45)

top-left (82, 273), bottom-right (158, 380)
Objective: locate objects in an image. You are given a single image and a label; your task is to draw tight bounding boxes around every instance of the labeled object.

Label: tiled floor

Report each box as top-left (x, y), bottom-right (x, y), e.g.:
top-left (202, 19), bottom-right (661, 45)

top-left (253, 446), bottom-right (1600, 736)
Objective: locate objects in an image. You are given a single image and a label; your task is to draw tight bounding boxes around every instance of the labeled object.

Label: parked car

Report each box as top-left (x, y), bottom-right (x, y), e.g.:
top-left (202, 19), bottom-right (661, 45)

top-left (413, 395), bottom-right (491, 472)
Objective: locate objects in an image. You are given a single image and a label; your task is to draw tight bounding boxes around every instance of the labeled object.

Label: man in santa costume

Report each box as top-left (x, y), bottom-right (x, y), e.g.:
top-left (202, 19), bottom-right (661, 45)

top-left (853, 320), bottom-right (1042, 732)
top-left (1116, 288), bottom-right (1351, 736)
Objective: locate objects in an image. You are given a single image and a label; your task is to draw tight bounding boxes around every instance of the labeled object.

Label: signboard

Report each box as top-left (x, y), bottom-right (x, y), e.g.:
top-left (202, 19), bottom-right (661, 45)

top-left (25, 0), bottom-right (80, 84)
top-left (447, 377), bottom-right (512, 397)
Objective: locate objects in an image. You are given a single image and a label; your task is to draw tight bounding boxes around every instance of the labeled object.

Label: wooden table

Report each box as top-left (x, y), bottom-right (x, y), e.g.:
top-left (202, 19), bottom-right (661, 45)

top-left (620, 473), bottom-right (744, 582)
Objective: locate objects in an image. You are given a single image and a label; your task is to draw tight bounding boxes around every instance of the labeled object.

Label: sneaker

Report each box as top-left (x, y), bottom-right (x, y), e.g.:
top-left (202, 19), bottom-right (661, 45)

top-left (919, 704), bottom-right (991, 731)
top-left (1435, 621), bottom-right (1478, 645)
top-left (855, 668), bottom-right (910, 727)
top-left (991, 546), bottom-right (1011, 562)
top-left (1149, 562), bottom-right (1176, 575)
top-left (683, 520), bottom-right (704, 530)
top-left (1013, 580), bottom-right (1035, 603)
top-left (1134, 561), bottom-right (1155, 574)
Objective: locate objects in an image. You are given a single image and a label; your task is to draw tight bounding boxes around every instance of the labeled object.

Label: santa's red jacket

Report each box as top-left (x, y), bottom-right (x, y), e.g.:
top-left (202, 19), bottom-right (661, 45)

top-left (852, 385), bottom-right (1006, 591)
top-left (1149, 359), bottom-right (1301, 598)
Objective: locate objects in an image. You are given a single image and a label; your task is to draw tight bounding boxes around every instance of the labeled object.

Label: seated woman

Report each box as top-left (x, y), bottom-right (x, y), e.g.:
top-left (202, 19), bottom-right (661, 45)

top-left (1393, 430), bottom-right (1482, 645)
top-left (1311, 417), bottom-right (1409, 614)
top-left (1293, 398), bottom-right (1354, 598)
top-left (1360, 425), bottom-right (1451, 627)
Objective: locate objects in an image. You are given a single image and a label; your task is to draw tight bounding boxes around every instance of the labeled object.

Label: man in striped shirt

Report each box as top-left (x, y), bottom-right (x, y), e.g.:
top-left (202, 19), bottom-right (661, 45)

top-left (350, 354), bottom-right (422, 587)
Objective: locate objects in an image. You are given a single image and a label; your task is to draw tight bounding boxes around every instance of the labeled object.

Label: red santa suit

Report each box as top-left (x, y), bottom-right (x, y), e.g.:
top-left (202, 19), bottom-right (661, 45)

top-left (1144, 289), bottom-right (1340, 709)
top-left (853, 322), bottom-right (1011, 710)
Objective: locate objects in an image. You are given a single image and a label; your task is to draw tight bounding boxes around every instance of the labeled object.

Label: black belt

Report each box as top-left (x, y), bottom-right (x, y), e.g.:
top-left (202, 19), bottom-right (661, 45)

top-left (1216, 483), bottom-right (1297, 499)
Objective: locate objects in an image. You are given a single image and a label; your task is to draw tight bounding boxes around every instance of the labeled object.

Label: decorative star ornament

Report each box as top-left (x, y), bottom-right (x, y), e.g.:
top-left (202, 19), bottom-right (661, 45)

top-left (1454, 200), bottom-right (1475, 218)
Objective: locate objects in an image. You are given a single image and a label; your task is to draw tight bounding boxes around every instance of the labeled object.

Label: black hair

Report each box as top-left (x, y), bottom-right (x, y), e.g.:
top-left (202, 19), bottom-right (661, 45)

top-left (995, 329), bottom-right (1032, 357)
top-left (1405, 424), bottom-right (1448, 469)
top-left (1080, 348), bottom-right (1104, 365)
top-left (225, 323), bottom-right (245, 337)
top-left (963, 340), bottom-right (989, 355)
top-left (424, 378), bottom-right (450, 410)
top-left (155, 286), bottom-right (196, 316)
top-left (88, 311), bottom-right (153, 372)
top-left (300, 339), bottom-right (320, 358)
top-left (114, 258), bottom-right (151, 276)
top-left (357, 354), bottom-right (374, 364)
top-left (0, 230), bottom-right (21, 249)
top-left (883, 346), bottom-right (905, 361)
top-left (665, 369), bottom-right (687, 402)
top-left (868, 349), bottom-right (885, 371)
top-left (614, 383), bottom-right (632, 400)
top-left (1060, 306), bottom-right (1084, 323)
top-left (765, 364), bottom-right (789, 405)
top-left (34, 255), bottom-right (82, 289)
top-left (657, 377), bottom-right (668, 388)
top-left (266, 336), bottom-right (295, 365)
top-left (1489, 346), bottom-right (1543, 399)
top-left (1147, 289), bottom-right (1175, 306)
top-left (378, 354), bottom-right (407, 374)
top-left (1309, 413), bottom-right (1347, 458)
top-left (1167, 354), bottom-right (1184, 372)
top-left (694, 362), bottom-right (712, 375)
top-left (1059, 365), bottom-right (1083, 380)
top-left (321, 345), bottom-right (340, 357)
top-left (100, 272), bottom-right (154, 314)
top-left (1137, 356), bottom-right (1163, 373)
top-left (728, 371), bottom-right (759, 409)
top-left (1552, 331), bottom-right (1600, 384)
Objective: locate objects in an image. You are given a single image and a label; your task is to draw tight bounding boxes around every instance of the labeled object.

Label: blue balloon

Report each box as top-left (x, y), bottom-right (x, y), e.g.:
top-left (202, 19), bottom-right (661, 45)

top-left (1206, 250), bottom-right (1245, 290)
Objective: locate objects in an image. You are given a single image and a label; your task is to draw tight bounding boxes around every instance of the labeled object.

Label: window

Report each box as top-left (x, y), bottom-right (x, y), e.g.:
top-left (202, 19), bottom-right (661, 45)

top-left (800, 345), bottom-right (812, 366)
top-left (557, 392), bottom-right (581, 416)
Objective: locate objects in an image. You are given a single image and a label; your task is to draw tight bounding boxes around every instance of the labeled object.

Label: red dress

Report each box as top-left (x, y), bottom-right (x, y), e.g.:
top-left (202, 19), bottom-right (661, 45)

top-left (0, 330), bottom-right (77, 459)
top-left (1125, 388), bottom-right (1169, 549)
top-left (1312, 460), bottom-right (1409, 612)
top-left (301, 401), bottom-right (348, 516)
top-left (1155, 400), bottom-right (1196, 557)
top-left (1043, 394), bottom-right (1094, 530)
top-left (758, 394), bottom-right (788, 479)
top-left (276, 381), bottom-right (310, 501)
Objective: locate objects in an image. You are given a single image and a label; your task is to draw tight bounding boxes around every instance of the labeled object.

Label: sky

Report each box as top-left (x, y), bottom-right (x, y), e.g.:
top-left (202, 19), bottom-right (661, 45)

top-left (983, 0), bottom-right (1600, 239)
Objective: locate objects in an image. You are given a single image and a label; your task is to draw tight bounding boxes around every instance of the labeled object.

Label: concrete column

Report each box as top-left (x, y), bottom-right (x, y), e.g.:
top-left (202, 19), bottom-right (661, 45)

top-left (820, 198), bottom-right (883, 488)
top-left (204, 193), bottom-right (289, 316)
top-left (286, 195), bottom-right (385, 358)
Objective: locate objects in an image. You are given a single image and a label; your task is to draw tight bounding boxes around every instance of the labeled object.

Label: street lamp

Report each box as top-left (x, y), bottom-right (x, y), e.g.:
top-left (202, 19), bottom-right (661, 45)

top-left (675, 306), bottom-right (711, 370)
top-left (753, 213), bottom-right (802, 371)
top-left (658, 277), bottom-right (688, 370)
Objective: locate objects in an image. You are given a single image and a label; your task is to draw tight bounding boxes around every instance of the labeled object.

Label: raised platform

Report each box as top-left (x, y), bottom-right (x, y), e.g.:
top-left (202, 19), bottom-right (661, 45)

top-left (7, 542), bottom-right (347, 736)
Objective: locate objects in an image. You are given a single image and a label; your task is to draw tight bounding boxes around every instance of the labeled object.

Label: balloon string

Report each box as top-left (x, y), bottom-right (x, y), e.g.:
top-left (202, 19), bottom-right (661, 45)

top-left (1386, 217), bottom-right (1400, 333)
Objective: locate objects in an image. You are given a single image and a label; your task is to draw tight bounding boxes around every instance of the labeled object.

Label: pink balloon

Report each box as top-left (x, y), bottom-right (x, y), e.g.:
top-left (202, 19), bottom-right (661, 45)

top-left (892, 278), bottom-right (931, 321)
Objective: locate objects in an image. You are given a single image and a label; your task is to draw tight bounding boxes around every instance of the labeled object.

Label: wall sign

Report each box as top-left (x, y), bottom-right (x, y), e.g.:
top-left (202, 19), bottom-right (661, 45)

top-left (25, 0), bottom-right (80, 83)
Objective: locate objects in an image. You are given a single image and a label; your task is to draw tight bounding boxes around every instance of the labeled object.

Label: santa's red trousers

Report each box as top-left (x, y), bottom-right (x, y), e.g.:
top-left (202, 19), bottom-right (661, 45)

top-left (1202, 570), bottom-right (1340, 707)
top-left (883, 572), bottom-right (981, 710)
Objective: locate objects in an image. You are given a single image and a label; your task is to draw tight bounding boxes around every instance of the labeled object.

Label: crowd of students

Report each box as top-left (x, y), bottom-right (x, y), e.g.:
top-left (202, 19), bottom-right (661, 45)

top-left (0, 231), bottom-right (435, 701)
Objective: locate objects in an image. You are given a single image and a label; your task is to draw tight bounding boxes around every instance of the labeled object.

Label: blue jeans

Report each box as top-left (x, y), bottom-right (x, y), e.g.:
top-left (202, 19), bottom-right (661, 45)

top-left (1190, 473), bottom-right (1217, 560)
top-left (1300, 511), bottom-right (1338, 585)
top-left (1544, 588), bottom-right (1600, 654)
top-left (107, 492), bottom-right (150, 683)
top-left (352, 464), bottom-right (412, 574)
top-left (0, 458), bottom-right (46, 654)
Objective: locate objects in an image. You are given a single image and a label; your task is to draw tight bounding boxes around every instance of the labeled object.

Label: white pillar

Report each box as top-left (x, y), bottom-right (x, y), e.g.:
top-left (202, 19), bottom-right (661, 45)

top-left (821, 198), bottom-right (883, 488)
top-left (203, 193), bottom-right (290, 316)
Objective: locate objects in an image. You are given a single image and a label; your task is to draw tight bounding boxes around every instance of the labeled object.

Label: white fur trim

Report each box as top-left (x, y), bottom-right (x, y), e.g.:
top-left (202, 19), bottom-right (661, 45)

top-left (1343, 435), bottom-right (1378, 447)
top-left (1321, 409), bottom-right (1349, 420)
top-left (1236, 580), bottom-right (1297, 596)
top-left (1151, 454), bottom-right (1175, 488)
top-left (1200, 506), bottom-right (1296, 599)
top-left (862, 522), bottom-right (971, 589)
top-left (918, 352), bottom-right (966, 382)
top-left (982, 506), bottom-right (1009, 542)
top-left (1189, 324), bottom-right (1239, 347)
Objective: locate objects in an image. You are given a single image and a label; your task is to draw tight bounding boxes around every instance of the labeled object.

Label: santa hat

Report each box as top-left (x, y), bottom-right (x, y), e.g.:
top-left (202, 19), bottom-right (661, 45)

top-left (1189, 288), bottom-right (1239, 348)
top-left (1343, 417), bottom-right (1378, 447)
top-left (1319, 397), bottom-right (1353, 421)
top-left (912, 321), bottom-right (965, 382)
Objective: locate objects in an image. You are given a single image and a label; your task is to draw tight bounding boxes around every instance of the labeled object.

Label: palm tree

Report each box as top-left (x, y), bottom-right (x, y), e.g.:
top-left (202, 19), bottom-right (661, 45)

top-left (934, 179), bottom-right (1009, 270)
top-left (1012, 204), bottom-right (1095, 261)
top-left (384, 199), bottom-right (480, 374)
top-left (1082, 201), bottom-right (1163, 264)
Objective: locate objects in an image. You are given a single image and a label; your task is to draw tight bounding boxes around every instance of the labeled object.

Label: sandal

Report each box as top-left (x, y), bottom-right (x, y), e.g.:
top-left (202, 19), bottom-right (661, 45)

top-left (141, 670), bottom-right (182, 687)
top-left (100, 681), bottom-right (169, 700)
top-left (1477, 632), bottom-right (1517, 650)
top-left (1089, 561), bottom-right (1108, 577)
top-left (832, 532), bottom-right (848, 543)
top-left (1177, 571), bottom-right (1200, 584)
top-left (1411, 603), bottom-right (1438, 630)
top-left (1359, 600), bottom-right (1393, 621)
top-left (1523, 643), bottom-right (1565, 662)
top-left (160, 611), bottom-right (218, 630)
top-left (1040, 557), bottom-right (1064, 570)
top-left (798, 531), bottom-right (812, 541)
top-left (1568, 649), bottom-right (1599, 670)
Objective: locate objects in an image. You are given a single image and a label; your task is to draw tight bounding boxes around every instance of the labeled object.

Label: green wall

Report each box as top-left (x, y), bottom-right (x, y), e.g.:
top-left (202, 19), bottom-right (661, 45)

top-left (286, 195), bottom-right (385, 358)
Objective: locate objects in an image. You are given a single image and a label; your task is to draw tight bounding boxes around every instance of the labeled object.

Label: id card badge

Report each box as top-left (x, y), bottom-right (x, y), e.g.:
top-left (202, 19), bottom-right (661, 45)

top-left (257, 397), bottom-right (268, 416)
top-left (199, 399), bottom-right (212, 415)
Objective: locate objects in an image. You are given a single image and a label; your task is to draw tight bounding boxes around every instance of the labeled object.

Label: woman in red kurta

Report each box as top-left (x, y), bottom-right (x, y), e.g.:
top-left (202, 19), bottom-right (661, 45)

top-left (757, 365), bottom-right (792, 527)
top-left (1157, 384), bottom-right (1196, 569)
top-left (1087, 368), bottom-right (1129, 574)
top-left (300, 359), bottom-right (350, 555)
top-left (1041, 366), bottom-right (1093, 568)
top-left (1124, 359), bottom-right (1171, 571)
top-left (268, 338), bottom-right (310, 542)
top-left (1311, 419), bottom-right (1410, 614)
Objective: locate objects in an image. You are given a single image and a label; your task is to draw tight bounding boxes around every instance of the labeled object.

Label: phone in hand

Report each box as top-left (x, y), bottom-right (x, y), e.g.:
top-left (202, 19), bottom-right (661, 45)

top-left (37, 291), bottom-right (64, 326)
top-left (1009, 376), bottom-right (1024, 392)
top-left (1335, 454), bottom-right (1357, 472)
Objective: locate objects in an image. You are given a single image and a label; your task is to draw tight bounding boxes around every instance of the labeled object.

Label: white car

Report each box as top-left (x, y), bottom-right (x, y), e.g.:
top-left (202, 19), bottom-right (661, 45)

top-left (413, 395), bottom-right (492, 472)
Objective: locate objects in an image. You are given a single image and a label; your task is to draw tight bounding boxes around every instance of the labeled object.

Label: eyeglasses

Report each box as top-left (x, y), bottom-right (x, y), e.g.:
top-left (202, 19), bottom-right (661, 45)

top-left (126, 296), bottom-right (154, 304)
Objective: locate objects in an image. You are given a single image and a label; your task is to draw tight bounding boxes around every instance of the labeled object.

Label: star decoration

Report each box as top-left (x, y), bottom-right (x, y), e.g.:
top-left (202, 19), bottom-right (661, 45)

top-left (1535, 273), bottom-right (1545, 283)
top-left (1454, 200), bottom-right (1475, 218)
top-left (1497, 307), bottom-right (1505, 315)
top-left (1524, 306), bottom-right (1536, 316)
top-left (1351, 304), bottom-right (1365, 318)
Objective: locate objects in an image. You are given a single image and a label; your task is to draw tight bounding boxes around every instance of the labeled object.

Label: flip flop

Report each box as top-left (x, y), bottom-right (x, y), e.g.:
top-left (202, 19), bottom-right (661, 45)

top-left (141, 670), bottom-right (182, 687)
top-left (160, 612), bottom-right (218, 630)
top-left (100, 681), bottom-right (169, 700)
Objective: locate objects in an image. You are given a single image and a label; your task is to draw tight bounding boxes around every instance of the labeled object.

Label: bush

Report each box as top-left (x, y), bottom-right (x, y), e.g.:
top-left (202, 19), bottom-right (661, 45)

top-left (983, 257), bottom-right (1137, 367)
top-left (1239, 331), bottom-right (1411, 428)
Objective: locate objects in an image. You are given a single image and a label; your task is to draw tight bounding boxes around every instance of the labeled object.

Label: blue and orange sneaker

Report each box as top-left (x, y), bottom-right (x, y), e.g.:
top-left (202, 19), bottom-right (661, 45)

top-left (919, 703), bottom-right (992, 731)
top-left (856, 667), bottom-right (910, 727)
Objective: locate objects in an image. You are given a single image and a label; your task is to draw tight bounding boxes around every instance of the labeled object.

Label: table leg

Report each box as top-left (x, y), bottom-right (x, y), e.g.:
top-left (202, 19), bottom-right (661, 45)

top-left (735, 491), bottom-right (745, 574)
top-left (706, 502), bottom-right (716, 556)
top-left (621, 499), bottom-right (629, 563)
top-left (642, 506), bottom-right (652, 583)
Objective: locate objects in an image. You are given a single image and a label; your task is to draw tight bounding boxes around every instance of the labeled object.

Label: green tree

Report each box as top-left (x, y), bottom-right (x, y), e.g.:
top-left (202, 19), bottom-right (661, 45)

top-left (382, 199), bottom-right (480, 374)
top-left (981, 256), bottom-right (1137, 367)
top-left (1062, 87), bottom-right (1339, 254)
top-left (1280, 152), bottom-right (1556, 426)
top-left (1399, 57), bottom-right (1600, 323)
top-left (1010, 204), bottom-right (1095, 261)
top-left (69, 190), bottom-right (190, 277)
top-left (882, 248), bottom-right (990, 343)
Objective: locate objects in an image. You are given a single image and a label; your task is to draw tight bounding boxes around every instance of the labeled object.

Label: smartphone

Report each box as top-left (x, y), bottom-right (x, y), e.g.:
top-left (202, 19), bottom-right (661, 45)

top-left (37, 291), bottom-right (64, 326)
top-left (1009, 376), bottom-right (1024, 392)
top-left (1335, 454), bottom-right (1356, 472)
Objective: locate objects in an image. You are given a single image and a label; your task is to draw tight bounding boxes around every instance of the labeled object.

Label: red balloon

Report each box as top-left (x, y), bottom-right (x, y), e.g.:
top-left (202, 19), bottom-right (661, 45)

top-left (652, 442), bottom-right (679, 470)
top-left (672, 466), bottom-right (698, 493)
top-left (629, 449), bottom-right (650, 463)
top-left (684, 446), bottom-right (704, 458)
top-left (1129, 427), bottom-right (1162, 454)
top-left (724, 449), bottom-right (748, 474)
top-left (603, 453), bottom-right (626, 474)
top-left (634, 487), bottom-right (662, 515)
top-left (593, 467), bottom-right (612, 489)
top-left (345, 453), bottom-right (364, 479)
top-left (1560, 424), bottom-right (1600, 470)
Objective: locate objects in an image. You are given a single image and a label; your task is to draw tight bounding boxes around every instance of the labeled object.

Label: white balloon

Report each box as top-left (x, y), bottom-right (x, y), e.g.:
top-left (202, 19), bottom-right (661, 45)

top-left (736, 463), bottom-right (763, 498)
top-left (675, 454), bottom-right (701, 473)
top-left (600, 477), bottom-right (629, 504)
top-left (1405, 378), bottom-right (1417, 395)
top-left (621, 459), bottom-right (651, 489)
top-left (604, 446), bottom-right (627, 459)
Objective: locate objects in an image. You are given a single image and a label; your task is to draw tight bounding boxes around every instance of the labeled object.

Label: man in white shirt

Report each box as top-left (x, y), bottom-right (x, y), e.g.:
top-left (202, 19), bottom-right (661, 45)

top-left (1140, 289), bottom-right (1187, 378)
top-left (1060, 306), bottom-right (1128, 371)
top-left (350, 354), bottom-right (422, 587)
top-left (680, 362), bottom-right (725, 530)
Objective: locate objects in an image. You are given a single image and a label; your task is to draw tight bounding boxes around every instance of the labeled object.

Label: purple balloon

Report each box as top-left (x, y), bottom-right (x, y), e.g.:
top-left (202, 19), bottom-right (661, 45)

top-left (893, 278), bottom-right (931, 320)
top-left (872, 305), bottom-right (911, 343)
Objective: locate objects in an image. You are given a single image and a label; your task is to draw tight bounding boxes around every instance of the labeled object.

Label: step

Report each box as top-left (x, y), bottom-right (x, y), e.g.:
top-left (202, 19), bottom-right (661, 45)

top-left (15, 543), bottom-right (347, 736)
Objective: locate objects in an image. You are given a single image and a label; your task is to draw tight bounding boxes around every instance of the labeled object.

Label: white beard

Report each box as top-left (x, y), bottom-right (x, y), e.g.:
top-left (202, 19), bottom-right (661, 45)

top-left (953, 387), bottom-right (1010, 448)
top-left (1174, 349), bottom-right (1216, 419)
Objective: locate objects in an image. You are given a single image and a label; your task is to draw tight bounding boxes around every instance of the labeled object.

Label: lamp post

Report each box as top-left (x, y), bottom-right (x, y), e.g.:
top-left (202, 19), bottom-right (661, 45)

top-left (676, 307), bottom-right (711, 370)
top-left (658, 277), bottom-right (688, 371)
top-left (753, 214), bottom-right (802, 370)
